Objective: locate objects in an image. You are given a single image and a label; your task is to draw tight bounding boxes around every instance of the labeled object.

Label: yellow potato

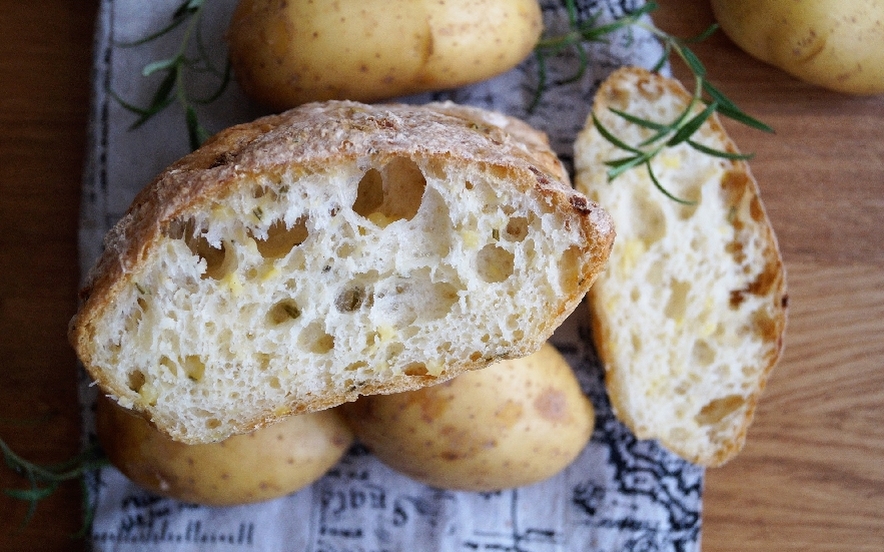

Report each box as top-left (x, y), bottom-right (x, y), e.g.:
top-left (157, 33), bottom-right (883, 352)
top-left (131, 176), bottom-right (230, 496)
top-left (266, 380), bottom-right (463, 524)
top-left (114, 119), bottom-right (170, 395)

top-left (339, 343), bottom-right (594, 492)
top-left (226, 0), bottom-right (543, 110)
top-left (95, 395), bottom-right (353, 506)
top-left (711, 0), bottom-right (884, 94)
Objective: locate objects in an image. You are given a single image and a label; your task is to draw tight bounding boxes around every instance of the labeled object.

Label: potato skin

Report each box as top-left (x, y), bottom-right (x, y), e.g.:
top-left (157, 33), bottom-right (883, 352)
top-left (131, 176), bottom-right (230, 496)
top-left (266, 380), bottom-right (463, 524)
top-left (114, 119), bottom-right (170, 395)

top-left (340, 343), bottom-right (594, 492)
top-left (711, 0), bottom-right (884, 94)
top-left (227, 0), bottom-right (543, 110)
top-left (95, 395), bottom-right (353, 506)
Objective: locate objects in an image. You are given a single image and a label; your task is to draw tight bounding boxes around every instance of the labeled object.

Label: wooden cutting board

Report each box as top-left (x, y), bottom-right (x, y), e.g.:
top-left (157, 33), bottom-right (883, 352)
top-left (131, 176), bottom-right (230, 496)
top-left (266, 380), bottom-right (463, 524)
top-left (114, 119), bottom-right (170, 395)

top-left (1, 0), bottom-right (882, 550)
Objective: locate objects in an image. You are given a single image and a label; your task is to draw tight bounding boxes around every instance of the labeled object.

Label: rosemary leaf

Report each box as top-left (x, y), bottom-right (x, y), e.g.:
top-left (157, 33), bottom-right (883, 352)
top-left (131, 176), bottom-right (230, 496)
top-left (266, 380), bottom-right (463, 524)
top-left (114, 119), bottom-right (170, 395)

top-left (2, 436), bottom-right (109, 534)
top-left (632, 1), bottom-right (658, 17)
top-left (142, 56), bottom-right (181, 77)
top-left (116, 16), bottom-right (188, 48)
top-left (650, 41), bottom-right (672, 73)
top-left (106, 88), bottom-right (156, 118)
top-left (130, 97), bottom-right (176, 131)
top-left (687, 139), bottom-right (755, 161)
top-left (702, 81), bottom-right (774, 132)
top-left (531, 0), bottom-right (773, 202)
top-left (717, 104), bottom-right (774, 133)
top-left (678, 46), bottom-right (707, 79)
top-left (646, 162), bottom-right (696, 205)
top-left (592, 114), bottom-right (644, 154)
top-left (74, 477), bottom-right (95, 540)
top-left (565, 0), bottom-right (579, 26)
top-left (682, 23), bottom-right (720, 44)
top-left (667, 100), bottom-right (718, 146)
top-left (173, 0), bottom-right (203, 19)
top-left (110, 0), bottom-right (228, 150)
top-left (528, 52), bottom-right (550, 112)
top-left (192, 57), bottom-right (232, 104)
top-left (4, 484), bottom-right (58, 502)
top-left (609, 108), bottom-right (669, 131)
top-left (606, 154), bottom-right (650, 180)
top-left (147, 68), bottom-right (178, 107)
top-left (701, 79), bottom-right (740, 110)
top-left (186, 106), bottom-right (210, 152)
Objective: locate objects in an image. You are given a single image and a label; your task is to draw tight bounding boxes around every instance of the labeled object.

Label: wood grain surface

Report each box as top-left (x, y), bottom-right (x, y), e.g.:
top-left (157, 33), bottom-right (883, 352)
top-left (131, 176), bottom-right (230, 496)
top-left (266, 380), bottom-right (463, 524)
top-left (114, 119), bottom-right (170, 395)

top-left (1, 0), bottom-right (882, 550)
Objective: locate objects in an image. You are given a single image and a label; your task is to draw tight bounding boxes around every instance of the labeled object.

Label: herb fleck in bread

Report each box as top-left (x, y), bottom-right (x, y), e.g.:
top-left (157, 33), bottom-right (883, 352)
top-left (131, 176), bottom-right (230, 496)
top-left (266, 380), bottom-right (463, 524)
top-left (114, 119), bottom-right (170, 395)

top-left (70, 100), bottom-right (614, 444)
top-left (574, 67), bottom-right (787, 466)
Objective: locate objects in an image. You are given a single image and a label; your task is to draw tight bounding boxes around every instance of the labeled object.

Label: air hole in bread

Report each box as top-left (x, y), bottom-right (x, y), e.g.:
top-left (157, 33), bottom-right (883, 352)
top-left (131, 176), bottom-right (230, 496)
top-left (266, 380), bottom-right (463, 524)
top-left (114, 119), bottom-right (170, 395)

top-left (353, 170), bottom-right (383, 215)
top-left (253, 217), bottom-right (309, 259)
top-left (253, 185), bottom-right (281, 200)
top-left (664, 279), bottom-right (690, 322)
top-left (558, 246), bottom-right (582, 294)
top-left (691, 339), bottom-right (716, 366)
top-left (504, 216), bottom-right (530, 241)
top-left (186, 234), bottom-right (236, 280)
top-left (299, 321), bottom-right (335, 354)
top-left (268, 299), bottom-right (301, 325)
top-left (676, 189), bottom-right (701, 219)
top-left (631, 332), bottom-right (642, 352)
top-left (269, 376), bottom-right (281, 389)
top-left (257, 354), bottom-right (272, 371)
top-left (159, 355), bottom-right (178, 377)
top-left (125, 300), bottom-right (145, 333)
top-left (335, 286), bottom-right (367, 312)
top-left (127, 370), bottom-right (146, 393)
top-left (352, 157), bottom-right (426, 227)
top-left (403, 362), bottom-right (428, 376)
top-left (634, 195), bottom-right (666, 246)
top-left (205, 418), bottom-right (221, 430)
top-left (752, 309), bottom-right (778, 340)
top-left (170, 218), bottom-right (237, 280)
top-left (695, 395), bottom-right (744, 425)
top-left (476, 244), bottom-right (514, 283)
top-left (337, 243), bottom-right (355, 258)
top-left (726, 241), bottom-right (746, 264)
top-left (183, 355), bottom-right (206, 382)
top-left (346, 361), bottom-right (367, 372)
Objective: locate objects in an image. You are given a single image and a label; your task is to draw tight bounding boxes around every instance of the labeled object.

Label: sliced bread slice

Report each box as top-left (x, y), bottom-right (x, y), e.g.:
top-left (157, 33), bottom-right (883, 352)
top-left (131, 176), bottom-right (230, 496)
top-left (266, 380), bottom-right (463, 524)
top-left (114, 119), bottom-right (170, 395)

top-left (574, 67), bottom-right (787, 466)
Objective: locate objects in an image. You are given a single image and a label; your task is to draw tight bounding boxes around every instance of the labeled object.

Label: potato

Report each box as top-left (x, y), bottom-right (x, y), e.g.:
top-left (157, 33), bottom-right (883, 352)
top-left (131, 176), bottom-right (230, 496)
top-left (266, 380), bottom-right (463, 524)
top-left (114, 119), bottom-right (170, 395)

top-left (339, 343), bottom-right (594, 492)
top-left (95, 395), bottom-right (353, 506)
top-left (226, 0), bottom-right (543, 110)
top-left (711, 0), bottom-right (884, 94)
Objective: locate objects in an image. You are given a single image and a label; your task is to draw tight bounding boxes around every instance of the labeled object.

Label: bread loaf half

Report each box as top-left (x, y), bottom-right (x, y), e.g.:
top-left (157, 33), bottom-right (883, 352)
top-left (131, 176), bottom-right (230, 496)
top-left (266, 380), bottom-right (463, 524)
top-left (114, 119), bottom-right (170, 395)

top-left (574, 68), bottom-right (787, 466)
top-left (70, 101), bottom-right (614, 444)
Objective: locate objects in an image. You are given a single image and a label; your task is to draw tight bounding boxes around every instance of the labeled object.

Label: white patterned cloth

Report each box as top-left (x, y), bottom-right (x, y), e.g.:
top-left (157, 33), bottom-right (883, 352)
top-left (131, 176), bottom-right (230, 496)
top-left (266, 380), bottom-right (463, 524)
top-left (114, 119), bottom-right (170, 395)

top-left (79, 1), bottom-right (702, 550)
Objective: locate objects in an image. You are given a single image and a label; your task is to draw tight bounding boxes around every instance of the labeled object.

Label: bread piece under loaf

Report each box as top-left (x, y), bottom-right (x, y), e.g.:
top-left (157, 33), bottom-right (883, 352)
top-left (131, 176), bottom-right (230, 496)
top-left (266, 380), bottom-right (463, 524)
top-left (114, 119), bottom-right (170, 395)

top-left (70, 100), bottom-right (615, 444)
top-left (574, 67), bottom-right (787, 467)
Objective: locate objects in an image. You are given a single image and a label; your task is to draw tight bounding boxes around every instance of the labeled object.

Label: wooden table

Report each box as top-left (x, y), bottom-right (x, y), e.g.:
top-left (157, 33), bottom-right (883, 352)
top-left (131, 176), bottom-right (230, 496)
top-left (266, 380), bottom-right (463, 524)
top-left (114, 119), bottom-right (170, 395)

top-left (1, 1), bottom-right (882, 550)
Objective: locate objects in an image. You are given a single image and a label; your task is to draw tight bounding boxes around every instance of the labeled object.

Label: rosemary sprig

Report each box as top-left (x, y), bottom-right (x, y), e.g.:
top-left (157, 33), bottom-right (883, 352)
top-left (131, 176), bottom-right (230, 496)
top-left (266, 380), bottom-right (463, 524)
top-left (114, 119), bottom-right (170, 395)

top-left (110, 0), bottom-right (230, 151)
top-left (533, 1), bottom-right (773, 203)
top-left (1, 436), bottom-right (108, 537)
